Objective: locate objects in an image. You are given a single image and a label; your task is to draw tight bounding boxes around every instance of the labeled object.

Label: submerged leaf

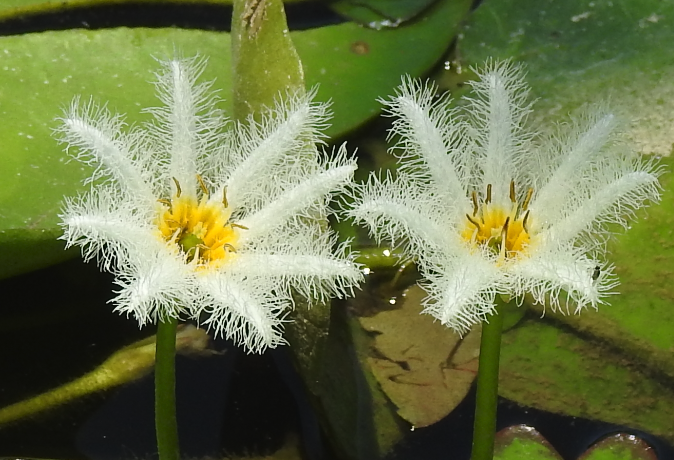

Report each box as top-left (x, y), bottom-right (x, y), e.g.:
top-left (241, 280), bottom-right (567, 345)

top-left (359, 285), bottom-right (480, 427)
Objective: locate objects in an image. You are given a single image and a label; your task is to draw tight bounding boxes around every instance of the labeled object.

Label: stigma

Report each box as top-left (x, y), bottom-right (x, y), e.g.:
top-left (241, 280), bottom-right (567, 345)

top-left (461, 180), bottom-right (533, 261)
top-left (157, 176), bottom-right (245, 267)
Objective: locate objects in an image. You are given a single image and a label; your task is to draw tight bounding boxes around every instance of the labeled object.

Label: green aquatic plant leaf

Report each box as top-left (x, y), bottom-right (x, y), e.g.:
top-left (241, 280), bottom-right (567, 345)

top-left (494, 426), bottom-right (562, 460)
top-left (500, 311), bottom-right (674, 444)
top-left (458, 0), bottom-right (674, 156)
top-left (329, 0), bottom-right (438, 28)
top-left (0, 0), bottom-right (470, 278)
top-left (494, 426), bottom-right (657, 460)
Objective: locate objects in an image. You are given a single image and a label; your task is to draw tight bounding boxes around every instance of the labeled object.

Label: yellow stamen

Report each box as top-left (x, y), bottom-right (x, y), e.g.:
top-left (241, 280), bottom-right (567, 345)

top-left (471, 191), bottom-right (479, 216)
top-left (197, 174), bottom-right (209, 196)
top-left (522, 187), bottom-right (534, 211)
top-left (461, 181), bottom-right (534, 262)
top-left (499, 217), bottom-right (510, 259)
top-left (157, 190), bottom-right (243, 268)
top-left (466, 213), bottom-right (482, 230)
top-left (172, 177), bottom-right (182, 198)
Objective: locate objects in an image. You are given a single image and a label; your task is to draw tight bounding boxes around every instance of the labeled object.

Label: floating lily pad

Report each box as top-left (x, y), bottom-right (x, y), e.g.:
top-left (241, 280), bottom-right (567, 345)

top-left (500, 315), bottom-right (674, 444)
top-left (579, 433), bottom-right (657, 460)
top-left (459, 0), bottom-right (674, 156)
top-left (494, 425), bottom-right (562, 460)
top-left (0, 0), bottom-right (471, 278)
top-left (494, 426), bottom-right (657, 460)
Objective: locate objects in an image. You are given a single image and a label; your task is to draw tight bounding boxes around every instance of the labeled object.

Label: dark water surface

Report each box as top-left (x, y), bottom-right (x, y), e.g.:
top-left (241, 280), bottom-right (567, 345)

top-left (0, 258), bottom-right (672, 459)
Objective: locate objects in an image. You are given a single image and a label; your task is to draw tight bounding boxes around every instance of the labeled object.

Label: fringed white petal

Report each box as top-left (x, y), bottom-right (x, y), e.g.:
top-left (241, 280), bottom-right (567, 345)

top-left (229, 252), bottom-right (363, 303)
top-left (112, 252), bottom-right (195, 326)
top-left (239, 163), bottom-right (356, 243)
top-left (349, 173), bottom-right (458, 252)
top-left (542, 168), bottom-right (660, 247)
top-left (196, 274), bottom-right (289, 354)
top-left (381, 77), bottom-right (469, 201)
top-left (56, 99), bottom-right (155, 206)
top-left (466, 60), bottom-right (533, 203)
top-left (529, 111), bottom-right (617, 223)
top-left (511, 249), bottom-right (617, 315)
top-left (421, 250), bottom-right (506, 335)
top-left (60, 190), bottom-right (160, 270)
top-left (225, 89), bottom-right (330, 209)
top-left (147, 57), bottom-right (219, 195)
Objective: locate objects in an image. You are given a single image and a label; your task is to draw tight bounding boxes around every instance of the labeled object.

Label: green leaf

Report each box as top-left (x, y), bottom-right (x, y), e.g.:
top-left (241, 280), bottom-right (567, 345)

top-left (494, 426), bottom-right (562, 460)
top-left (459, 0), bottom-right (674, 156)
top-left (500, 315), bottom-right (674, 444)
top-left (329, 0), bottom-right (438, 28)
top-left (298, 0), bottom-right (470, 137)
top-left (494, 426), bottom-right (657, 460)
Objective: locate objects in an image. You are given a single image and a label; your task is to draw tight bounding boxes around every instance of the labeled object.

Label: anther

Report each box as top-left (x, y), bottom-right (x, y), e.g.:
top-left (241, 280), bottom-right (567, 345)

top-left (222, 187), bottom-right (229, 208)
top-left (509, 180), bottom-right (516, 203)
top-left (498, 216), bottom-right (510, 259)
top-left (471, 191), bottom-right (479, 216)
top-left (522, 210), bottom-right (530, 232)
top-left (230, 223), bottom-right (249, 230)
top-left (502, 216), bottom-right (510, 238)
top-left (522, 187), bottom-right (534, 211)
top-left (172, 177), bottom-right (182, 198)
top-left (223, 243), bottom-right (237, 253)
top-left (197, 174), bottom-right (209, 196)
top-left (486, 184), bottom-right (492, 204)
top-left (157, 198), bottom-right (171, 207)
top-left (466, 214), bottom-right (482, 229)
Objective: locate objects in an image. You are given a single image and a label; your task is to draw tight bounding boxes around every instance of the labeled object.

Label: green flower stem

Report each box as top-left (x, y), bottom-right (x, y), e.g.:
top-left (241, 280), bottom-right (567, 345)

top-left (155, 317), bottom-right (180, 460)
top-left (471, 300), bottom-right (506, 460)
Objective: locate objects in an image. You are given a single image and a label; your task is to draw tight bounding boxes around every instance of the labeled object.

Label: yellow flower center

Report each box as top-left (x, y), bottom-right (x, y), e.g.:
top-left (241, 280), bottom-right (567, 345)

top-left (461, 180), bottom-right (533, 261)
top-left (157, 177), bottom-right (244, 267)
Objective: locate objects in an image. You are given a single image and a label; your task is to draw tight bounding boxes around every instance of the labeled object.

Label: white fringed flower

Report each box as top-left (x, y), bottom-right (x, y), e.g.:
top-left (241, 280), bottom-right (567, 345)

top-left (348, 60), bottom-right (661, 334)
top-left (58, 57), bottom-right (362, 353)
